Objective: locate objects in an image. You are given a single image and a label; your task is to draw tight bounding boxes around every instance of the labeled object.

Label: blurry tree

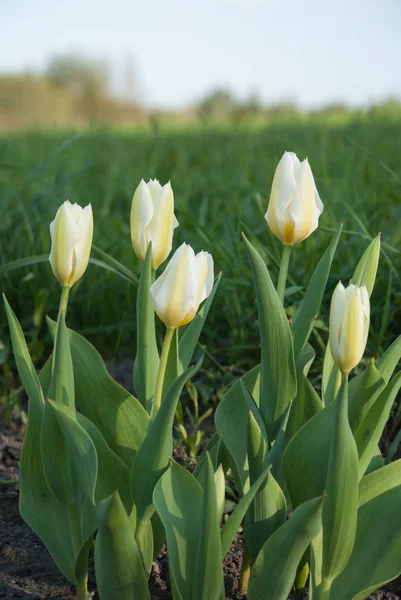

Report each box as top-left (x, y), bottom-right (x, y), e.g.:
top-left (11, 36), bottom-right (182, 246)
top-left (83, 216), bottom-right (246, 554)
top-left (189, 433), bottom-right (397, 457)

top-left (198, 88), bottom-right (237, 121)
top-left (46, 54), bottom-right (109, 121)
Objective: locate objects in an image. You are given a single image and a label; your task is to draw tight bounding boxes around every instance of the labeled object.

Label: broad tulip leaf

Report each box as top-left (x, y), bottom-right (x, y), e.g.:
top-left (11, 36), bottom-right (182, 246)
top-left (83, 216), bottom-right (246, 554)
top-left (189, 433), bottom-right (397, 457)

top-left (45, 400), bottom-right (98, 542)
top-left (291, 225), bottom-right (342, 356)
top-left (282, 401), bottom-right (335, 509)
top-left (40, 402), bottom-right (75, 505)
top-left (359, 459), bottom-right (401, 506)
top-left (193, 435), bottom-right (222, 489)
top-left (95, 491), bottom-right (150, 600)
top-left (245, 411), bottom-right (287, 564)
top-left (153, 462), bottom-right (203, 600)
top-left (351, 234), bottom-right (381, 296)
top-left (131, 359), bottom-right (202, 524)
top-left (134, 243), bottom-right (160, 414)
top-left (284, 345), bottom-right (323, 447)
top-left (44, 318), bottom-right (149, 467)
top-left (76, 412), bottom-right (132, 512)
top-left (322, 342), bottom-right (341, 406)
top-left (354, 371), bottom-right (401, 476)
top-left (74, 529), bottom-right (96, 586)
top-left (193, 454), bottom-right (225, 600)
top-left (248, 496), bottom-right (324, 600)
top-left (322, 377), bottom-right (359, 583)
top-left (4, 296), bottom-right (76, 582)
top-left (215, 365), bottom-right (261, 494)
top-left (348, 359), bottom-right (384, 432)
top-left (376, 334), bottom-right (401, 383)
top-left (178, 273), bottom-right (221, 371)
top-left (220, 465), bottom-right (272, 558)
top-left (242, 234), bottom-right (297, 437)
top-left (48, 308), bottom-right (74, 408)
top-left (331, 464), bottom-right (401, 600)
top-left (193, 433), bottom-right (222, 480)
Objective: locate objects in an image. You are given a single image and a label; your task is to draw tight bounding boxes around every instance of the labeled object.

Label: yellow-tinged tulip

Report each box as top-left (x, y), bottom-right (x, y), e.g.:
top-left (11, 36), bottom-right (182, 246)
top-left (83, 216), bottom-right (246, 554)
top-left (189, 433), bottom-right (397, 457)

top-left (130, 179), bottom-right (178, 270)
top-left (330, 282), bottom-right (370, 374)
top-left (49, 200), bottom-right (93, 288)
top-left (150, 242), bottom-right (214, 329)
top-left (265, 151), bottom-right (323, 246)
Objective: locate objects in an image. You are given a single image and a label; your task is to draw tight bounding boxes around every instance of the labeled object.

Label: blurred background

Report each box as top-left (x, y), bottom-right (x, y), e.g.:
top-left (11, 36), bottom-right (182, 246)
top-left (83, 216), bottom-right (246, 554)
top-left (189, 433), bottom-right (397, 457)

top-left (2, 0), bottom-right (401, 129)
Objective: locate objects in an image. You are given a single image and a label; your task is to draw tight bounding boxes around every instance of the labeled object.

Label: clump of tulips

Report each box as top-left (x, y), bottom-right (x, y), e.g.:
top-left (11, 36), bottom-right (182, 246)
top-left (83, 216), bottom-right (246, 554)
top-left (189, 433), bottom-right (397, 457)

top-left (4, 151), bottom-right (401, 600)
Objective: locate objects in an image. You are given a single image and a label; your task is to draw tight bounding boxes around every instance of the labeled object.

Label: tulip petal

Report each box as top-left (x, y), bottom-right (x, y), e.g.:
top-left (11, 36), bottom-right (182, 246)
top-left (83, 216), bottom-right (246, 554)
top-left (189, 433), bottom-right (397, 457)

top-left (290, 159), bottom-right (320, 244)
top-left (70, 204), bottom-right (93, 286)
top-left (151, 244), bottom-right (198, 329)
top-left (330, 281), bottom-right (346, 363)
top-left (49, 201), bottom-right (81, 286)
top-left (130, 180), bottom-right (154, 262)
top-left (338, 286), bottom-right (365, 373)
top-left (147, 182), bottom-right (176, 269)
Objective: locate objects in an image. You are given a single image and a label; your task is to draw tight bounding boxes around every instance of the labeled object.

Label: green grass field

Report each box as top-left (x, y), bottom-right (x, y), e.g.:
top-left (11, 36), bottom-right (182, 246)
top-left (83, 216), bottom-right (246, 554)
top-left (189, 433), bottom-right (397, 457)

top-left (1, 117), bottom-right (401, 398)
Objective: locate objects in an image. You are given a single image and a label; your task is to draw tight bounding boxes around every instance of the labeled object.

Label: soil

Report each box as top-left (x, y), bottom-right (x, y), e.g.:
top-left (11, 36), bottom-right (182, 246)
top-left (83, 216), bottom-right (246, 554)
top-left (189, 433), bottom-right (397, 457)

top-left (1, 360), bottom-right (401, 600)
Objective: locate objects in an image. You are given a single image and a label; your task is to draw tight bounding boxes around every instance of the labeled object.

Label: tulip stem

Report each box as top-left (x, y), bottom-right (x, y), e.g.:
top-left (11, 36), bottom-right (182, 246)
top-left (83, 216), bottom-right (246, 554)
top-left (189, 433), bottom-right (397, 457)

top-left (59, 286), bottom-right (70, 318)
top-left (277, 244), bottom-right (292, 304)
top-left (151, 327), bottom-right (175, 419)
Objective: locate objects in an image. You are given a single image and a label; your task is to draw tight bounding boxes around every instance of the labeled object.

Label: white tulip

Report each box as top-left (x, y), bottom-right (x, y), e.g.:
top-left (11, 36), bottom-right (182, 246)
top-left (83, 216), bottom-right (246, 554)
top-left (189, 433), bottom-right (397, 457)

top-left (49, 200), bottom-right (93, 288)
top-left (150, 243), bottom-right (214, 329)
top-left (330, 282), bottom-right (370, 374)
top-left (130, 179), bottom-right (179, 270)
top-left (265, 151), bottom-right (323, 246)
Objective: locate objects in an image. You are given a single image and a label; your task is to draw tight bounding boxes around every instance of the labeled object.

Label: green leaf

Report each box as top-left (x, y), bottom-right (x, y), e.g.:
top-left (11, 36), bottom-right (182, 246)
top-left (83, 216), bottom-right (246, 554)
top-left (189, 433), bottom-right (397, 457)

top-left (193, 435), bottom-right (222, 488)
top-left (348, 359), bottom-right (384, 432)
top-left (351, 234), bottom-right (381, 296)
top-left (354, 371), bottom-right (401, 476)
top-left (321, 376), bottom-right (359, 584)
top-left (153, 461), bottom-right (203, 600)
top-left (282, 401), bottom-right (336, 509)
top-left (242, 234), bottom-right (297, 437)
top-left (193, 454), bottom-right (225, 600)
top-left (359, 459), bottom-right (401, 506)
top-left (193, 433), bottom-right (222, 480)
top-left (215, 365), bottom-right (261, 494)
top-left (131, 358), bottom-right (202, 524)
top-left (179, 273), bottom-right (221, 371)
top-left (43, 318), bottom-right (149, 467)
top-left (291, 225), bottom-right (342, 356)
top-left (322, 342), bottom-right (341, 406)
top-left (44, 401), bottom-right (98, 541)
top-left (245, 412), bottom-right (287, 564)
top-left (220, 465), bottom-right (272, 558)
top-left (92, 244), bottom-right (139, 285)
top-left (48, 305), bottom-right (74, 409)
top-left (248, 496), bottom-right (324, 600)
top-left (331, 465), bottom-right (401, 600)
top-left (284, 346), bottom-right (323, 447)
top-left (4, 296), bottom-right (76, 582)
top-left (95, 491), bottom-right (149, 600)
top-left (376, 334), bottom-right (401, 383)
top-left (134, 244), bottom-right (159, 414)
top-left (74, 529), bottom-right (96, 585)
top-left (76, 413), bottom-right (132, 513)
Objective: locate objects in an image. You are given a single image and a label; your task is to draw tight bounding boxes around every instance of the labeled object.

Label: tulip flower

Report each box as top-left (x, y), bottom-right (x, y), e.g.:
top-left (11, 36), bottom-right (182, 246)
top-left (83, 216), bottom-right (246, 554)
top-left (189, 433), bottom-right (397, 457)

top-left (130, 179), bottom-right (179, 270)
top-left (265, 151), bottom-right (323, 246)
top-left (330, 282), bottom-right (370, 374)
top-left (150, 243), bottom-right (214, 329)
top-left (49, 200), bottom-right (93, 288)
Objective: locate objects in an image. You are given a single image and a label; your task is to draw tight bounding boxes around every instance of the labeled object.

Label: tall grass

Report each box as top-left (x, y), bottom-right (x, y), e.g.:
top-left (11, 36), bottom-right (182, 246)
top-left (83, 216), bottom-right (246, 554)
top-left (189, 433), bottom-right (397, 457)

top-left (1, 118), bottom-right (400, 376)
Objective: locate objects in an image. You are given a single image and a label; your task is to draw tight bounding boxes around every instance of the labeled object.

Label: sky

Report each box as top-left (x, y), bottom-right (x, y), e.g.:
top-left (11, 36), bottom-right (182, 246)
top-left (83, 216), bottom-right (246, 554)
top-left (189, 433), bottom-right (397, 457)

top-left (2, 0), bottom-right (401, 109)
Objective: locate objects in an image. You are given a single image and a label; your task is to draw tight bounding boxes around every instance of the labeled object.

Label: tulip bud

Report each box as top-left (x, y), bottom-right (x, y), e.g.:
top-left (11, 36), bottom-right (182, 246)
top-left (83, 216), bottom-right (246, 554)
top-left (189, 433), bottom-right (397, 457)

top-left (49, 200), bottom-right (93, 288)
top-left (330, 282), bottom-right (370, 374)
top-left (150, 243), bottom-right (214, 329)
top-left (215, 464), bottom-right (225, 523)
top-left (265, 151), bottom-right (323, 246)
top-left (130, 179), bottom-right (179, 270)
